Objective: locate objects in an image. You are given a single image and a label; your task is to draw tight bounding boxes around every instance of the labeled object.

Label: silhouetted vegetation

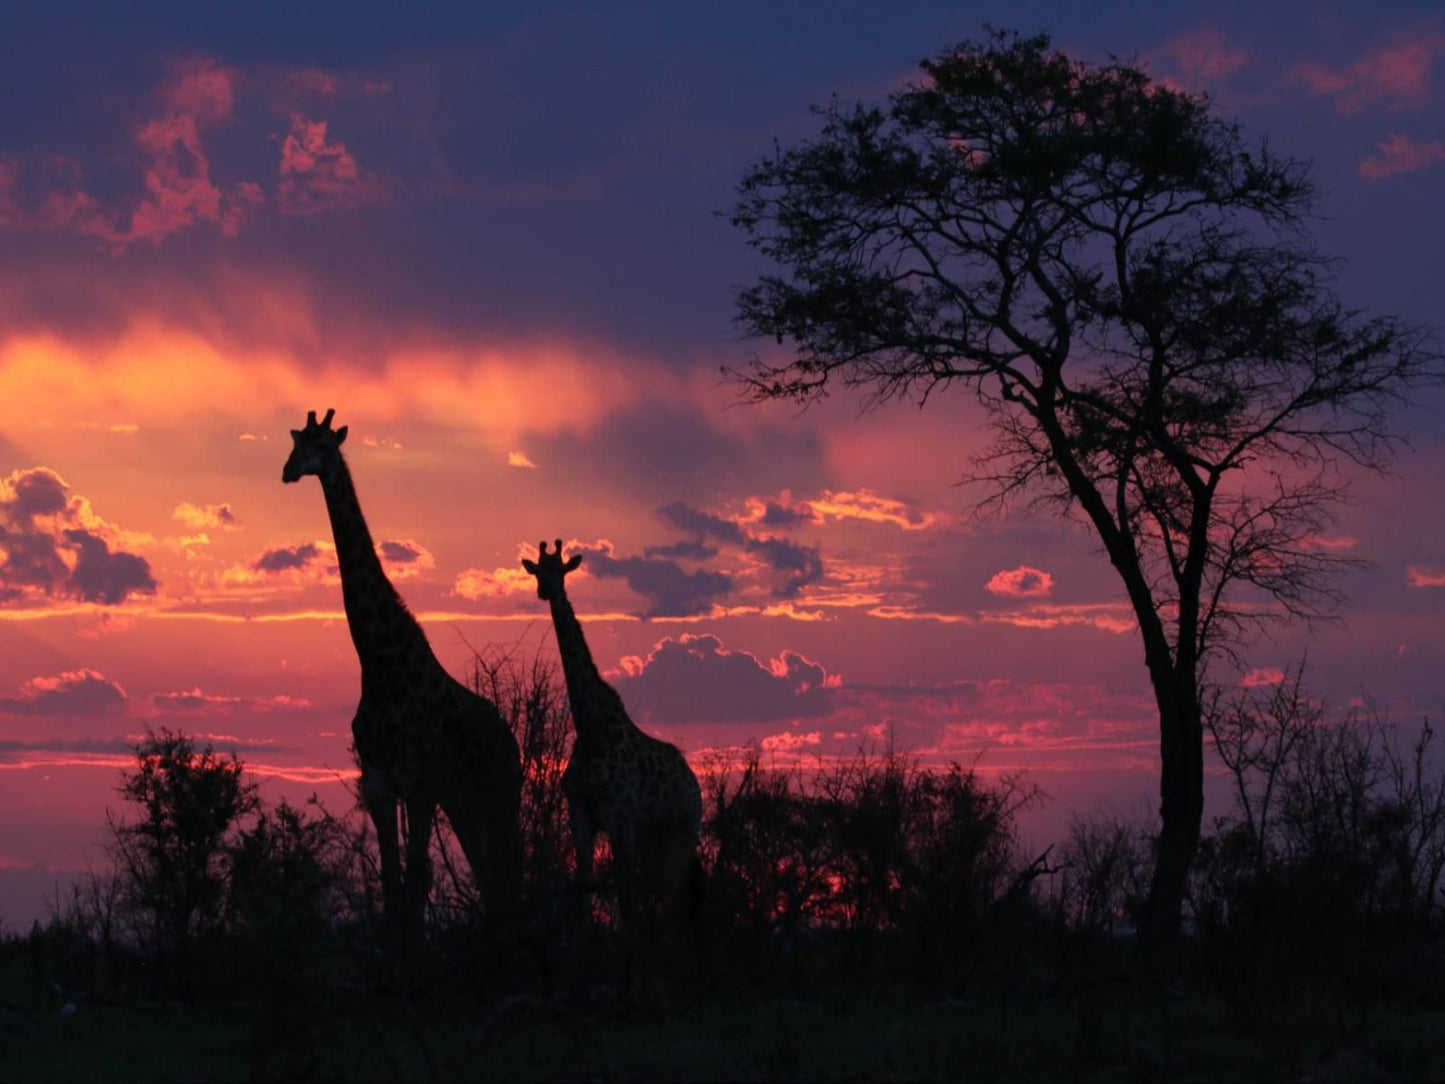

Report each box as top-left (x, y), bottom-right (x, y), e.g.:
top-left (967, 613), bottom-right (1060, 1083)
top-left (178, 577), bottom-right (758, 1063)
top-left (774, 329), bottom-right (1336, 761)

top-left (1193, 666), bottom-right (1445, 1018)
top-left (6, 652), bottom-right (1443, 1080)
top-left (727, 27), bottom-right (1443, 942)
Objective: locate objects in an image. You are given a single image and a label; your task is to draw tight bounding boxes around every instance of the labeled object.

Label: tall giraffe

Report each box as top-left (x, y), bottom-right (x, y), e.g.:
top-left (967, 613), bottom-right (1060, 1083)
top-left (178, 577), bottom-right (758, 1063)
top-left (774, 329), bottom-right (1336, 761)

top-left (282, 409), bottom-right (521, 940)
top-left (522, 539), bottom-right (702, 926)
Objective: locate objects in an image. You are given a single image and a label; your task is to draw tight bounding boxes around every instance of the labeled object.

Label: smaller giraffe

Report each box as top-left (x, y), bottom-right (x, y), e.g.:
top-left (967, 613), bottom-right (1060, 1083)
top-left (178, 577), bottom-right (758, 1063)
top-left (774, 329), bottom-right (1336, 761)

top-left (523, 540), bottom-right (702, 927)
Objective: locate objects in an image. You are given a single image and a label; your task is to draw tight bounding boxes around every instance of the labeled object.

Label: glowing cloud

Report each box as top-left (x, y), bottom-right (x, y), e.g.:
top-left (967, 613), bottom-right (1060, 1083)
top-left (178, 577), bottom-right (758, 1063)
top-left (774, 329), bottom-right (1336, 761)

top-left (0, 327), bottom-right (654, 444)
top-left (149, 688), bottom-right (312, 713)
top-left (985, 566), bottom-right (1054, 599)
top-left (173, 502), bottom-right (241, 530)
top-left (1241, 667), bottom-right (1287, 688)
top-left (760, 730), bottom-right (822, 753)
top-left (508, 451), bottom-right (538, 469)
top-left (808, 489), bottom-right (938, 530)
top-left (1406, 564), bottom-right (1445, 587)
top-left (453, 565), bottom-right (534, 600)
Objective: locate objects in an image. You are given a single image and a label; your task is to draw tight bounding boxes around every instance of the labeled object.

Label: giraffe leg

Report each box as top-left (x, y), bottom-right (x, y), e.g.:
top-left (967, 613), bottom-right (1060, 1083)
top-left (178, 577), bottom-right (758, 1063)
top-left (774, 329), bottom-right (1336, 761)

top-left (443, 783), bottom-right (520, 926)
top-left (611, 822), bottom-right (638, 929)
top-left (484, 787), bottom-right (522, 927)
top-left (570, 802), bottom-right (597, 888)
top-left (360, 766), bottom-right (404, 934)
top-left (403, 795), bottom-right (435, 942)
top-left (662, 820), bottom-right (704, 947)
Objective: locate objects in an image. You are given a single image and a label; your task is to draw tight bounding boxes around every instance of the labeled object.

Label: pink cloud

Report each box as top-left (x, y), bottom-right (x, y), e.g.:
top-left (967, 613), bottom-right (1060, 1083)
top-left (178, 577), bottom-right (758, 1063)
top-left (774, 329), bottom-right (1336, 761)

top-left (0, 669), bottom-right (127, 716)
top-left (1240, 667), bottom-right (1286, 688)
top-left (149, 687), bottom-right (312, 713)
top-left (0, 58), bottom-right (260, 246)
top-left (1295, 40), bottom-right (1442, 113)
top-left (1160, 28), bottom-right (1250, 84)
top-left (125, 59), bottom-right (264, 245)
top-left (277, 114), bottom-right (390, 215)
top-left (984, 565), bottom-right (1054, 599)
top-left (1358, 133), bottom-right (1445, 179)
top-left (760, 730), bottom-right (822, 754)
top-left (1406, 564), bottom-right (1445, 587)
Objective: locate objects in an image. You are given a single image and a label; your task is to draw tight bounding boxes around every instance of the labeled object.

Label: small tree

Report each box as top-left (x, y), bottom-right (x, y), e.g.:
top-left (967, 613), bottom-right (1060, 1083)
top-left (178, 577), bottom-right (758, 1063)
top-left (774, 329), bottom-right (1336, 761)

top-left (728, 29), bottom-right (1439, 941)
top-left (109, 728), bottom-right (258, 977)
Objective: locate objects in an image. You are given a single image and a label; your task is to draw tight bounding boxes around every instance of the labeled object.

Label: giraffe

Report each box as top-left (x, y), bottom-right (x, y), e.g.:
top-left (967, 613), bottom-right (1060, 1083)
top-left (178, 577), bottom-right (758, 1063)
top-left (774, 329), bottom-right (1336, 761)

top-left (522, 539), bottom-right (702, 930)
top-left (282, 409), bottom-right (521, 941)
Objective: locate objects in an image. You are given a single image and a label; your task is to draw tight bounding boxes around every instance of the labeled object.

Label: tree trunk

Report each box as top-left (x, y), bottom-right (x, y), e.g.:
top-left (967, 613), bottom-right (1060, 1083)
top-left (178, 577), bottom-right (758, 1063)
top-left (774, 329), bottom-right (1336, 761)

top-left (1145, 685), bottom-right (1205, 945)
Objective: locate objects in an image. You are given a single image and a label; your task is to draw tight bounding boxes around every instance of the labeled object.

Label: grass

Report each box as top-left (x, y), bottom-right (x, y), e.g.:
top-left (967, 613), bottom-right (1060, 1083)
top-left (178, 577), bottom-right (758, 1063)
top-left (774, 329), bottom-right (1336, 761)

top-left (6, 943), bottom-right (1445, 1083)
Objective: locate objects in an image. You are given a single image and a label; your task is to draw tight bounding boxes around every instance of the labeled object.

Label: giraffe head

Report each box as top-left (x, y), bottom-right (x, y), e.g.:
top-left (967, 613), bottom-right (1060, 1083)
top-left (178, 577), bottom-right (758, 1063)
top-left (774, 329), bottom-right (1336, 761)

top-left (521, 539), bottom-right (582, 601)
top-left (281, 409), bottom-right (349, 484)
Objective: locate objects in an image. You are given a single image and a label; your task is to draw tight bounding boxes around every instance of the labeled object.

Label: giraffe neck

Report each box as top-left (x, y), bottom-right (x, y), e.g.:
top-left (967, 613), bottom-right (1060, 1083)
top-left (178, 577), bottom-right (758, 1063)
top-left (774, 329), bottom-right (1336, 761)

top-left (548, 590), bottom-right (628, 742)
top-left (317, 457), bottom-right (430, 670)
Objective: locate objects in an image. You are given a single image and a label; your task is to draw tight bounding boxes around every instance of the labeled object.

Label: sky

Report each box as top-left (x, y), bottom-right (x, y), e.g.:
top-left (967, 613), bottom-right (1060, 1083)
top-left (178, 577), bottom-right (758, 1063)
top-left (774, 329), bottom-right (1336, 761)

top-left (1, 1), bottom-right (1442, 927)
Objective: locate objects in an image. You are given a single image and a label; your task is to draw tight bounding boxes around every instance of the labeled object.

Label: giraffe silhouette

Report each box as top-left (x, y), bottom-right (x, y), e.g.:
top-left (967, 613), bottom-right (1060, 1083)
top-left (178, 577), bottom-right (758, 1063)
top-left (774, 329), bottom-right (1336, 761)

top-left (282, 409), bottom-right (521, 941)
top-left (522, 539), bottom-right (702, 930)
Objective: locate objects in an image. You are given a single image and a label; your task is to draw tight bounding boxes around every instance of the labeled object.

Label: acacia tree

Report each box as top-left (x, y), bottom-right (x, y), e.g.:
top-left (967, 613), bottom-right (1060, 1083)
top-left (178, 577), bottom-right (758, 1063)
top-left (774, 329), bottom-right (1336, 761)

top-left (728, 30), bottom-right (1438, 941)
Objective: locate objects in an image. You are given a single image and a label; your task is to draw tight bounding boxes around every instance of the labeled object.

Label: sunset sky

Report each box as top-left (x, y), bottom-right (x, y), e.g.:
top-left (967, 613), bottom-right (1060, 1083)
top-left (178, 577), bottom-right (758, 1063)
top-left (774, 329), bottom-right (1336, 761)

top-left (2, 1), bottom-right (1442, 927)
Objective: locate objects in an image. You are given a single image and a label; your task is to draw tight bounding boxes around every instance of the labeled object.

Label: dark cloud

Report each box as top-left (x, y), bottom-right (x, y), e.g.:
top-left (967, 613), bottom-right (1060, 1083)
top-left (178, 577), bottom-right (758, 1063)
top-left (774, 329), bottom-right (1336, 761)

top-left (616, 633), bottom-right (835, 725)
top-left (529, 401), bottom-right (827, 506)
top-left (252, 541), bottom-right (322, 572)
top-left (657, 501), bottom-right (747, 545)
top-left (578, 544), bottom-right (732, 619)
top-left (0, 734), bottom-right (293, 758)
top-left (642, 539), bottom-right (718, 561)
top-left (655, 500), bottom-right (824, 598)
top-left (746, 535), bottom-right (824, 598)
top-left (63, 529), bottom-right (159, 604)
top-left (0, 738), bottom-right (135, 756)
top-left (378, 539), bottom-right (424, 563)
top-left (0, 523), bottom-right (70, 599)
top-left (3, 468), bottom-right (68, 519)
top-left (0, 670), bottom-right (127, 716)
top-left (0, 467), bottom-right (157, 605)
top-left (758, 500), bottom-right (815, 529)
